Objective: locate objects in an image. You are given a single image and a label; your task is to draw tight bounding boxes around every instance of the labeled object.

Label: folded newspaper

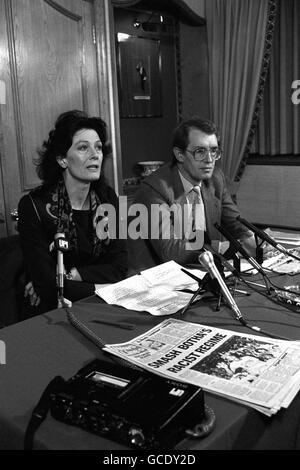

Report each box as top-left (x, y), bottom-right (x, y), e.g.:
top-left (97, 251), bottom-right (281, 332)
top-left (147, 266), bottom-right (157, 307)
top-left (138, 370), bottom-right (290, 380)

top-left (266, 228), bottom-right (300, 246)
top-left (104, 319), bottom-right (300, 416)
top-left (263, 247), bottom-right (300, 275)
top-left (95, 261), bottom-right (207, 316)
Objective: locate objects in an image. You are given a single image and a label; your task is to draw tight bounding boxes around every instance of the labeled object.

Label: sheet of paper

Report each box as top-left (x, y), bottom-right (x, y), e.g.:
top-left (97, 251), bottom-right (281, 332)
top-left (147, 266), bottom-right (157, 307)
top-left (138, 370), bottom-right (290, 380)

top-left (95, 261), bottom-right (208, 315)
top-left (140, 260), bottom-right (205, 290)
top-left (95, 273), bottom-right (198, 316)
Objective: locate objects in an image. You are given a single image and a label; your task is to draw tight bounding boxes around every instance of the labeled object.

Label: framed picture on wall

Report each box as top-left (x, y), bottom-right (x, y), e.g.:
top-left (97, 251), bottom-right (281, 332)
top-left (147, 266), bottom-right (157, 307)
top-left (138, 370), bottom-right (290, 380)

top-left (117, 33), bottom-right (162, 118)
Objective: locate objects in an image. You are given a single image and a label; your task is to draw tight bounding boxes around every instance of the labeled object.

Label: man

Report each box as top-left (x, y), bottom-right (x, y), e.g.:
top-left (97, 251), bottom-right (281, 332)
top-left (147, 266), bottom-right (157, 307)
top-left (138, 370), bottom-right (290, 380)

top-left (129, 117), bottom-right (256, 271)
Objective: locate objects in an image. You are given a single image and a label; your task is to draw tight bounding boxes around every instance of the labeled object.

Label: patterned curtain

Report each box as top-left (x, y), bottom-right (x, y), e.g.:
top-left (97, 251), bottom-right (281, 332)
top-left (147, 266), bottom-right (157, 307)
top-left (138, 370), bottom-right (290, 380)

top-left (247, 0), bottom-right (300, 157)
top-left (205, 0), bottom-right (276, 189)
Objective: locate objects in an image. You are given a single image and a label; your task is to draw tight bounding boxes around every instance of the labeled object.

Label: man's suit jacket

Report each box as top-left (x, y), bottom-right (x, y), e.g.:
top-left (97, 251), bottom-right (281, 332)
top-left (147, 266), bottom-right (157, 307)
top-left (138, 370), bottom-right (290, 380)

top-left (128, 163), bottom-right (251, 273)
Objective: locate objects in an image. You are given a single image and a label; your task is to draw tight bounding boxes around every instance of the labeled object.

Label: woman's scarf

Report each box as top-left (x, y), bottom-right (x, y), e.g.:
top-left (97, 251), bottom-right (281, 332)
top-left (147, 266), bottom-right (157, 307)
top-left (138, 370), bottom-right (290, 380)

top-left (47, 179), bottom-right (107, 257)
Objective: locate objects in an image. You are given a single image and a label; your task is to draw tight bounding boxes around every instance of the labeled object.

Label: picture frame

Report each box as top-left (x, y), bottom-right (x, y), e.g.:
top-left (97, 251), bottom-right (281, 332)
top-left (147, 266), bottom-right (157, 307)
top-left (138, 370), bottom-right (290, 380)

top-left (117, 33), bottom-right (162, 118)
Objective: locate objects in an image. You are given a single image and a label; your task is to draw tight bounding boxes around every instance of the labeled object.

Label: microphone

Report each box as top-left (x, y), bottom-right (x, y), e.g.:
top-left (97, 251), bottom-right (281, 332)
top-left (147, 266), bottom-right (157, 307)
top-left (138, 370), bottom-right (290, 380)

top-left (237, 216), bottom-right (300, 262)
top-left (198, 250), bottom-right (244, 323)
top-left (214, 223), bottom-right (266, 277)
top-left (50, 233), bottom-right (70, 298)
top-left (203, 243), bottom-right (240, 278)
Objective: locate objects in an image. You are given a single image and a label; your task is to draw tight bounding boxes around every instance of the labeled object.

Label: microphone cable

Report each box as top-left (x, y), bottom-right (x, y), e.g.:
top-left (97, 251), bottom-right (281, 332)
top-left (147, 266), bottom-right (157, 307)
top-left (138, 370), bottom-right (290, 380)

top-left (236, 275), bottom-right (300, 340)
top-left (214, 222), bottom-right (300, 298)
top-left (237, 216), bottom-right (300, 262)
top-left (65, 307), bottom-right (143, 371)
top-left (202, 245), bottom-right (298, 341)
top-left (23, 307), bottom-right (142, 450)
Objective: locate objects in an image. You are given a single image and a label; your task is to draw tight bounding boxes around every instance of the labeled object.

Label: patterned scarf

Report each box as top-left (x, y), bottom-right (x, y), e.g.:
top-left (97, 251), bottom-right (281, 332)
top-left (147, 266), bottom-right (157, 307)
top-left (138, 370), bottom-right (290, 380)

top-left (48, 179), bottom-right (105, 257)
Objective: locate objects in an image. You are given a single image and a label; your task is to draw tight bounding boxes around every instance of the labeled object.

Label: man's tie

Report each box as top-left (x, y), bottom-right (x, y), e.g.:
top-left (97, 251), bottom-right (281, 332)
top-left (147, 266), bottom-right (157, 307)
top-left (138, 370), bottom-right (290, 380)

top-left (191, 185), bottom-right (206, 232)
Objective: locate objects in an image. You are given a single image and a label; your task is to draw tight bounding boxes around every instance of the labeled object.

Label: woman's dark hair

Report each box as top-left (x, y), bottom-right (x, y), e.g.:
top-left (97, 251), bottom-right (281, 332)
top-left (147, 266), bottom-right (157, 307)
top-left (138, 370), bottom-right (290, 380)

top-left (36, 110), bottom-right (111, 188)
top-left (171, 116), bottom-right (220, 163)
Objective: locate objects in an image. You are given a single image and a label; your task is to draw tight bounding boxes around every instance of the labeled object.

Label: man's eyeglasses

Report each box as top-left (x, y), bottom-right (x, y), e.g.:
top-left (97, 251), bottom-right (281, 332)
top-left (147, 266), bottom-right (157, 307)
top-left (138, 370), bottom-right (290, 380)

top-left (185, 147), bottom-right (222, 162)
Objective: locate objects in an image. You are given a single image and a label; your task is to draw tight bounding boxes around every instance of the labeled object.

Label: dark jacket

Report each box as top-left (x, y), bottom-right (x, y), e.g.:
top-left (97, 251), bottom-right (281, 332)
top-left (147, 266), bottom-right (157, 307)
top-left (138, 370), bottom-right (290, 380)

top-left (129, 163), bottom-right (251, 272)
top-left (18, 183), bottom-right (127, 314)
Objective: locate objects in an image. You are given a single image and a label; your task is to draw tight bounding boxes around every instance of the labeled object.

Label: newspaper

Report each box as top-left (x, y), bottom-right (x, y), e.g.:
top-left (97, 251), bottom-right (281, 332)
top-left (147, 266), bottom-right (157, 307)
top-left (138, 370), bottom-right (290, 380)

top-left (95, 261), bottom-right (206, 316)
top-left (104, 319), bottom-right (300, 416)
top-left (266, 228), bottom-right (300, 246)
top-left (263, 247), bottom-right (300, 275)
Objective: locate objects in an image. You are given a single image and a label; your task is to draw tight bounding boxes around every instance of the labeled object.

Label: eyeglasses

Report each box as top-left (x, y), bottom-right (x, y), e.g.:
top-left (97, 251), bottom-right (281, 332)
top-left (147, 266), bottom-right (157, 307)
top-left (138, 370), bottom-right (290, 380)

top-left (185, 147), bottom-right (222, 162)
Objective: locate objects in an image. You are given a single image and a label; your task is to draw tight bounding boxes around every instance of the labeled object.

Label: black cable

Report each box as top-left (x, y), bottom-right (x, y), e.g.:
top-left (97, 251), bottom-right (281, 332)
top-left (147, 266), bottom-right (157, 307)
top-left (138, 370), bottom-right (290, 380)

top-left (237, 216), bottom-right (300, 262)
top-left (203, 250), bottom-right (298, 339)
top-left (240, 275), bottom-right (300, 316)
top-left (234, 275), bottom-right (300, 340)
top-left (65, 307), bottom-right (142, 371)
top-left (214, 222), bottom-right (300, 297)
top-left (200, 246), bottom-right (294, 338)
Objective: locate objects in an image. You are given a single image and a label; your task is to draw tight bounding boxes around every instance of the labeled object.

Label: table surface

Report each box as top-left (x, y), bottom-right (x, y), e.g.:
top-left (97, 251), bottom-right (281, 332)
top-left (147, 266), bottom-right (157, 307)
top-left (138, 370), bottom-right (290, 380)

top-left (1, 270), bottom-right (300, 451)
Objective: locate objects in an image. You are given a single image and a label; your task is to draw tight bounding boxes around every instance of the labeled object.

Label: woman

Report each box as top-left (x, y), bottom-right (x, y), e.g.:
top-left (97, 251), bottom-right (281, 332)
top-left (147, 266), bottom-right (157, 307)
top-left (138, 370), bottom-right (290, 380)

top-left (18, 110), bottom-right (127, 315)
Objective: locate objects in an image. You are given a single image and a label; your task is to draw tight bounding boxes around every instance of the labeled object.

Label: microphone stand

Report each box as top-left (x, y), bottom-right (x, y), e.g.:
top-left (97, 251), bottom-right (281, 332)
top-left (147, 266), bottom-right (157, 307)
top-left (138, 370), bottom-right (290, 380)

top-left (214, 223), bottom-right (272, 295)
top-left (180, 269), bottom-right (205, 316)
top-left (203, 243), bottom-right (250, 298)
top-left (237, 216), bottom-right (300, 263)
top-left (181, 266), bottom-right (225, 315)
top-left (254, 234), bottom-right (264, 264)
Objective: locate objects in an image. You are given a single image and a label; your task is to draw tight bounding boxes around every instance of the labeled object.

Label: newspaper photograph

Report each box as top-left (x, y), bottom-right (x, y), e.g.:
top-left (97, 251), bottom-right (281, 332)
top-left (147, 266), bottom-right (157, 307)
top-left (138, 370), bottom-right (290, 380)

top-left (104, 319), bottom-right (300, 416)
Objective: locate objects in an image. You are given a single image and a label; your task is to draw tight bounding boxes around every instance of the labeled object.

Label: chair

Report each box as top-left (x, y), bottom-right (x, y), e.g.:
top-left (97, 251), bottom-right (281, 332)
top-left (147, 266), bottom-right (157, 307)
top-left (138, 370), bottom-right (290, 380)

top-left (0, 235), bottom-right (25, 327)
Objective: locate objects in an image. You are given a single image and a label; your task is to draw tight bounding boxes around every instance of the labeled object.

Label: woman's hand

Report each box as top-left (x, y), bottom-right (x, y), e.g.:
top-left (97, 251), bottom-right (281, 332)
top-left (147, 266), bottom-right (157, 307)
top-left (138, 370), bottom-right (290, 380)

top-left (65, 267), bottom-right (82, 281)
top-left (24, 281), bottom-right (41, 307)
top-left (58, 297), bottom-right (72, 308)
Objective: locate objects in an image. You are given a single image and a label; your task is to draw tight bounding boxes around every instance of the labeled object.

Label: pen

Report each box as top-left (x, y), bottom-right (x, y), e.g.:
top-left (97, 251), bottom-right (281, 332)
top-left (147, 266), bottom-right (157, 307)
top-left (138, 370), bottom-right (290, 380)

top-left (177, 288), bottom-right (198, 294)
top-left (181, 268), bottom-right (203, 283)
top-left (234, 289), bottom-right (251, 296)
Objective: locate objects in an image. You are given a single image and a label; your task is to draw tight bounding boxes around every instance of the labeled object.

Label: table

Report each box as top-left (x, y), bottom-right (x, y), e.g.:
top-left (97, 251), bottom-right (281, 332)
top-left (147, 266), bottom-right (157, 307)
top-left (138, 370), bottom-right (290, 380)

top-left (1, 271), bottom-right (300, 451)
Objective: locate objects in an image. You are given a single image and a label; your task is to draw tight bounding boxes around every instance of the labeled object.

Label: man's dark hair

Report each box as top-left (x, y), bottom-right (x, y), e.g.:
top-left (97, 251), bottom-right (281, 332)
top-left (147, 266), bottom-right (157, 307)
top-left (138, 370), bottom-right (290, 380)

top-left (172, 117), bottom-right (220, 162)
top-left (35, 109), bottom-right (111, 188)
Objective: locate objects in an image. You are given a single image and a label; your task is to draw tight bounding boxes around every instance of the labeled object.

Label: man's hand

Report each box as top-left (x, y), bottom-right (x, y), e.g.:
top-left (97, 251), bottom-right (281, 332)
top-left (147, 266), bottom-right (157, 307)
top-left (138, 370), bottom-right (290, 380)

top-left (24, 281), bottom-right (41, 307)
top-left (241, 234), bottom-right (273, 259)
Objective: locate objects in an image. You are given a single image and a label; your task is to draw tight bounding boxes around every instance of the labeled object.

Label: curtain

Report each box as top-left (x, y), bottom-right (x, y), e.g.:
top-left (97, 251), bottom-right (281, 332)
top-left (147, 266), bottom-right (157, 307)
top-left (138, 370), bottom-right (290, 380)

top-left (251, 0), bottom-right (300, 155)
top-left (205, 0), bottom-right (271, 185)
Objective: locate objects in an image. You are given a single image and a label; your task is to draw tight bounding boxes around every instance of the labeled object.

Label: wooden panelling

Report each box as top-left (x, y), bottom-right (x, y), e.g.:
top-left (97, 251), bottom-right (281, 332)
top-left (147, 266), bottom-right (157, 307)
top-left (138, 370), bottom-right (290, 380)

top-left (0, 1), bottom-right (21, 237)
top-left (11, 0), bottom-right (87, 189)
top-left (237, 165), bottom-right (300, 229)
top-left (0, 0), bottom-right (102, 235)
top-left (94, 0), bottom-right (123, 193)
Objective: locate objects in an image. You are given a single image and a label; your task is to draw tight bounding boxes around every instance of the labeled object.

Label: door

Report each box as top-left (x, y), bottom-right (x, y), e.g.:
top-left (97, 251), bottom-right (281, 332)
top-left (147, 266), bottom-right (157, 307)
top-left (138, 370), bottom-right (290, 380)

top-left (0, 0), bottom-right (101, 237)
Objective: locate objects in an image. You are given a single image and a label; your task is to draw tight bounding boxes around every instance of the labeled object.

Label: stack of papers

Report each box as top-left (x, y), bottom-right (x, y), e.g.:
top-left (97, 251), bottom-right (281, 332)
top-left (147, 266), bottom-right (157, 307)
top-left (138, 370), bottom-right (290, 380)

top-left (104, 319), bottom-right (300, 416)
top-left (266, 228), bottom-right (300, 246)
top-left (96, 261), bottom-right (206, 316)
top-left (263, 247), bottom-right (300, 275)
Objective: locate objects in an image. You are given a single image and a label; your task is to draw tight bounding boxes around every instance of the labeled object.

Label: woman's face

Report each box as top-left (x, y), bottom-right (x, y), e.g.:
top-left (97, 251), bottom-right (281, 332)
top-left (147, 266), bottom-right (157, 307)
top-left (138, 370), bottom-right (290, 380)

top-left (61, 128), bottom-right (103, 184)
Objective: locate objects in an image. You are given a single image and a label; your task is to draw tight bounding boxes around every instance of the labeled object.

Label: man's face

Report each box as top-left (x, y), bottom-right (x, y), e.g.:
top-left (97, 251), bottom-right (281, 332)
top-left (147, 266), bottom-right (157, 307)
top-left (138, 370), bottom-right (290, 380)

top-left (177, 128), bottom-right (218, 184)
